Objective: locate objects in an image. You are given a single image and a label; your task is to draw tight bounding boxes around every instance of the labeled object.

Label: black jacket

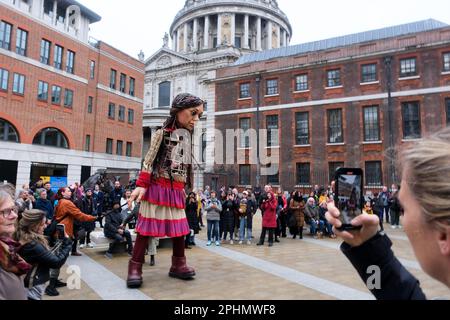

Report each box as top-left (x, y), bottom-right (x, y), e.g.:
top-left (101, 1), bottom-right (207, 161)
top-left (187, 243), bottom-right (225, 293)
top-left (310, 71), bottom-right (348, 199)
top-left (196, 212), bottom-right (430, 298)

top-left (104, 209), bottom-right (124, 239)
top-left (19, 238), bottom-right (72, 287)
top-left (81, 196), bottom-right (97, 232)
top-left (341, 233), bottom-right (427, 300)
top-left (34, 198), bottom-right (54, 220)
top-left (185, 200), bottom-right (200, 233)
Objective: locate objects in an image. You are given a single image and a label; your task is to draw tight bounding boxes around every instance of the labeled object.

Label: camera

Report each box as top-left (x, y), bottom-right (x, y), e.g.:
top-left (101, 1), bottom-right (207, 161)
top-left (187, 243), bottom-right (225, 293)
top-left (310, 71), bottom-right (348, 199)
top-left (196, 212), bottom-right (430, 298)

top-left (261, 194), bottom-right (269, 201)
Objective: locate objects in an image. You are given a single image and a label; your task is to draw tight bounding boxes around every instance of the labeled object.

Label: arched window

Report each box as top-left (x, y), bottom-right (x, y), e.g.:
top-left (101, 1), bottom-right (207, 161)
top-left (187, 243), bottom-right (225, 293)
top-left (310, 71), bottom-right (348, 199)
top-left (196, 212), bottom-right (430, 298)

top-left (32, 127), bottom-right (69, 149)
top-left (0, 118), bottom-right (20, 143)
top-left (158, 81), bottom-right (171, 107)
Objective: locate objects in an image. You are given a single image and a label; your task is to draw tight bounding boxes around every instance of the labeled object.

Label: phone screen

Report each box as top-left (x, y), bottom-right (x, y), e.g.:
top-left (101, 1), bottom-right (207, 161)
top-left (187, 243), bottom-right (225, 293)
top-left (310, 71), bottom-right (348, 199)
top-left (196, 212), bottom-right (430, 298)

top-left (335, 169), bottom-right (363, 227)
top-left (56, 224), bottom-right (65, 238)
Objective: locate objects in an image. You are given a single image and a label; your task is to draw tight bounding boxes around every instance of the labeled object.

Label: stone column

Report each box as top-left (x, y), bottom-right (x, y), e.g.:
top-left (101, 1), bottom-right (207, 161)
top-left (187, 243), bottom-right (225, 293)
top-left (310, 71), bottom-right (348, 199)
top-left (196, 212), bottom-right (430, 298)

top-left (16, 161), bottom-right (31, 189)
top-left (173, 31), bottom-right (177, 51)
top-left (230, 13), bottom-right (236, 46)
top-left (267, 20), bottom-right (272, 50)
top-left (276, 25), bottom-right (281, 48)
top-left (217, 14), bottom-right (222, 46)
top-left (52, 0), bottom-right (57, 25)
top-left (204, 15), bottom-right (210, 49)
top-left (256, 16), bottom-right (261, 51)
top-left (244, 14), bottom-right (249, 49)
top-left (193, 18), bottom-right (198, 51)
top-left (184, 22), bottom-right (189, 52)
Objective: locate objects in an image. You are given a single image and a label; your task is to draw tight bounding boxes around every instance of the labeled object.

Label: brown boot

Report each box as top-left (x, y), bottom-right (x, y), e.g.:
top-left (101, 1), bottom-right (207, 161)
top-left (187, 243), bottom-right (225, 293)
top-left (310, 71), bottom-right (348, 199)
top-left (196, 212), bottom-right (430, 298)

top-left (169, 256), bottom-right (196, 280)
top-left (127, 260), bottom-right (143, 288)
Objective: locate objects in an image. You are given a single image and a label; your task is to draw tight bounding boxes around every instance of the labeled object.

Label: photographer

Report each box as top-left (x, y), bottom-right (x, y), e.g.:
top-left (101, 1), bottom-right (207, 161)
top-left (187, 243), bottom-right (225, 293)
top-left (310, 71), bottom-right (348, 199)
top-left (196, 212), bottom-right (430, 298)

top-left (326, 127), bottom-right (450, 300)
top-left (16, 210), bottom-right (72, 299)
top-left (104, 201), bottom-right (133, 259)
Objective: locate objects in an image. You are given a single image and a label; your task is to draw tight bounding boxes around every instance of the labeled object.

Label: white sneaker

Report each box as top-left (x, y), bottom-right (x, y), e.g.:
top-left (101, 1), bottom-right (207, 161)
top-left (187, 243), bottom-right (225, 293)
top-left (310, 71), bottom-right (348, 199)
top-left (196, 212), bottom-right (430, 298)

top-left (398, 225), bottom-right (403, 229)
top-left (215, 241), bottom-right (220, 246)
top-left (247, 240), bottom-right (251, 245)
top-left (239, 241), bottom-right (243, 245)
top-left (87, 243), bottom-right (94, 248)
top-left (206, 241), bottom-right (212, 246)
top-left (79, 244), bottom-right (85, 249)
top-left (229, 240), bottom-right (234, 245)
top-left (391, 225), bottom-right (396, 229)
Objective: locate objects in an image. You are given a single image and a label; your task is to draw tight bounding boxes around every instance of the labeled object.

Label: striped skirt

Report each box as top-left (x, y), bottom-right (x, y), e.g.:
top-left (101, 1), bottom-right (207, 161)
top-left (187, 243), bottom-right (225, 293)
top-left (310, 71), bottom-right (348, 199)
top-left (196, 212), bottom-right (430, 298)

top-left (135, 176), bottom-right (190, 238)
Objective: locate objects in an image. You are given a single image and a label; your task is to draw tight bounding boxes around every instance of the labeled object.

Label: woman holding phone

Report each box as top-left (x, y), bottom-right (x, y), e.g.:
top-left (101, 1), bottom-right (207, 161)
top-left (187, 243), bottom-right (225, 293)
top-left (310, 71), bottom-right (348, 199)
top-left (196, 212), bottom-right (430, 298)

top-left (15, 210), bottom-right (72, 299)
top-left (326, 127), bottom-right (450, 299)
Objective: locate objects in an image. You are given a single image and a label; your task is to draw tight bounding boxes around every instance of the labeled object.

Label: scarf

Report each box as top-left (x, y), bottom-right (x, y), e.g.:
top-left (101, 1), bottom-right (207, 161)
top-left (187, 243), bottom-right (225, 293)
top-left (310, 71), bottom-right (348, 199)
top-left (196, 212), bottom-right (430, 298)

top-left (0, 236), bottom-right (32, 276)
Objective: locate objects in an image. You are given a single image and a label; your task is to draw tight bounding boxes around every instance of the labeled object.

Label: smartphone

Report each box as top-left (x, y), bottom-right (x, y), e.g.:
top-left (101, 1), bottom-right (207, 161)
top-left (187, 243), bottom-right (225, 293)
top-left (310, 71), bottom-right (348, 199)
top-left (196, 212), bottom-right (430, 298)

top-left (56, 223), bottom-right (65, 239)
top-left (334, 168), bottom-right (364, 231)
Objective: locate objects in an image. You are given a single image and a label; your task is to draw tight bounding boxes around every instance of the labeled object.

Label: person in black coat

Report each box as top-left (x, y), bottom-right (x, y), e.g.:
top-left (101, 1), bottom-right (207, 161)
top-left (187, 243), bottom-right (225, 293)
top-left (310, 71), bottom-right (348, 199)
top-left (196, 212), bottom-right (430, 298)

top-left (93, 184), bottom-right (105, 228)
top-left (221, 193), bottom-right (236, 243)
top-left (185, 192), bottom-right (199, 248)
top-left (79, 189), bottom-right (97, 249)
top-left (109, 181), bottom-right (124, 208)
top-left (104, 201), bottom-right (133, 258)
top-left (16, 210), bottom-right (73, 300)
top-left (34, 189), bottom-right (54, 220)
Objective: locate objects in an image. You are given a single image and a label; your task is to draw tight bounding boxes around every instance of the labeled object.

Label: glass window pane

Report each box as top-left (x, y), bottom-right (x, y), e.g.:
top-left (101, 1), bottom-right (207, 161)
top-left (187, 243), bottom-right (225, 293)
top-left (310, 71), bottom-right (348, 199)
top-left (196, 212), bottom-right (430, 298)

top-left (295, 112), bottom-right (309, 145)
top-left (158, 81), bottom-right (171, 107)
top-left (295, 74), bottom-right (308, 91)
top-left (266, 115), bottom-right (279, 147)
top-left (363, 106), bottom-right (380, 141)
top-left (366, 161), bottom-right (383, 186)
top-left (402, 102), bottom-right (421, 139)
top-left (328, 109), bottom-right (343, 143)
top-left (296, 163), bottom-right (310, 185)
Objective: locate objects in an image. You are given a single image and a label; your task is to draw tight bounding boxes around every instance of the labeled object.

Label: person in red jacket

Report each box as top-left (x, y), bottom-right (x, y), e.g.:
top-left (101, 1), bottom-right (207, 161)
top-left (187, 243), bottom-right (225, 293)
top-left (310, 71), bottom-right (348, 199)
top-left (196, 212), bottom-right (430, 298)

top-left (257, 188), bottom-right (278, 247)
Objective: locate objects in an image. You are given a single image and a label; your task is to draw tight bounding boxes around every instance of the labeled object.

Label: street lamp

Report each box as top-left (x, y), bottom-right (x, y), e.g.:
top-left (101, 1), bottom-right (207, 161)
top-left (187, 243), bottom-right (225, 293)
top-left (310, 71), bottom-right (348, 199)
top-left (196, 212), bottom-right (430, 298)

top-left (384, 56), bottom-right (397, 185)
top-left (255, 75), bottom-right (261, 188)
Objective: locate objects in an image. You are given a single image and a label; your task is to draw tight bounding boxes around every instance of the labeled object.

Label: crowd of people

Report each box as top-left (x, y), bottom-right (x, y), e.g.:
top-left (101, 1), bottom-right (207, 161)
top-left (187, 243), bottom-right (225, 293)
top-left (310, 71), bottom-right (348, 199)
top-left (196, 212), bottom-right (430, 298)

top-left (0, 174), bottom-right (406, 300)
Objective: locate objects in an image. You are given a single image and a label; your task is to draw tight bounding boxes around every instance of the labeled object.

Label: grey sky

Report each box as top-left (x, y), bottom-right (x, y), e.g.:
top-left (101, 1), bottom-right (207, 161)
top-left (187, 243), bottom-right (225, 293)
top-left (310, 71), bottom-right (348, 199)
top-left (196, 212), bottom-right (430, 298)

top-left (77, 0), bottom-right (450, 60)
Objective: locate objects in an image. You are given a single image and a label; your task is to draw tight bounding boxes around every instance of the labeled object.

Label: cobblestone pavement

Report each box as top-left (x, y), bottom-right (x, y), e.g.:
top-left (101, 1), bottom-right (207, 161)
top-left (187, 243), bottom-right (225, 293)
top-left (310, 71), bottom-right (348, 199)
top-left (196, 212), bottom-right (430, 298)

top-left (45, 214), bottom-right (450, 300)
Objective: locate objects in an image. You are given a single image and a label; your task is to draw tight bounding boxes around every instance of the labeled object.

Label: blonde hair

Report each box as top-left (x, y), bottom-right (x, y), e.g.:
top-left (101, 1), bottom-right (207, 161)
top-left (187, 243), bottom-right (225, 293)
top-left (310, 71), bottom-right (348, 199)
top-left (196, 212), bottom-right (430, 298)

top-left (15, 209), bottom-right (49, 248)
top-left (401, 127), bottom-right (450, 230)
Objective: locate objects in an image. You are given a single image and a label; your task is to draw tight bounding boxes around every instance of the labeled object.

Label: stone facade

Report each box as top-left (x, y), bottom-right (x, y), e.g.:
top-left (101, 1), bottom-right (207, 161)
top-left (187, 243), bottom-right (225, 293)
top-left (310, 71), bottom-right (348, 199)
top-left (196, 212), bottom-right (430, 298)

top-left (210, 24), bottom-right (450, 193)
top-left (0, 0), bottom-right (144, 186)
top-left (143, 0), bottom-right (292, 190)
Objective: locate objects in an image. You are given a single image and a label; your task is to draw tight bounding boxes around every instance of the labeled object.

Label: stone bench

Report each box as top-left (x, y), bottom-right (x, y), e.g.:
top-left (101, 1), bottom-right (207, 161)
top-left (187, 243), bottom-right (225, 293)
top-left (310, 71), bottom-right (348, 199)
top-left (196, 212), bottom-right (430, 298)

top-left (89, 229), bottom-right (138, 247)
top-left (90, 229), bottom-right (170, 247)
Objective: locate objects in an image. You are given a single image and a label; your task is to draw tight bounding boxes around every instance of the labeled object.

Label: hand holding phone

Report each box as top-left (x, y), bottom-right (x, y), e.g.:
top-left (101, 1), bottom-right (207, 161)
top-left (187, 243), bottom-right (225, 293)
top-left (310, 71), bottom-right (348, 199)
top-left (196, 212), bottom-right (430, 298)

top-left (334, 168), bottom-right (364, 231)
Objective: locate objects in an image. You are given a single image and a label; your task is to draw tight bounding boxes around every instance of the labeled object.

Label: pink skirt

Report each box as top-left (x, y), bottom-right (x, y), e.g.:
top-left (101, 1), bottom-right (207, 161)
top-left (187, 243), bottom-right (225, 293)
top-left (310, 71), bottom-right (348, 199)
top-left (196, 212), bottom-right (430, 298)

top-left (135, 176), bottom-right (190, 238)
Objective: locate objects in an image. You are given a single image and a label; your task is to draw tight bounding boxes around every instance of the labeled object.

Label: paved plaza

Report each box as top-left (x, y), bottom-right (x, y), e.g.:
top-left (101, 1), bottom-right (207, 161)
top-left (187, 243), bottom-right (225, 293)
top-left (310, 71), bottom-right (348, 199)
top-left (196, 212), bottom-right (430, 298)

top-left (44, 213), bottom-right (450, 301)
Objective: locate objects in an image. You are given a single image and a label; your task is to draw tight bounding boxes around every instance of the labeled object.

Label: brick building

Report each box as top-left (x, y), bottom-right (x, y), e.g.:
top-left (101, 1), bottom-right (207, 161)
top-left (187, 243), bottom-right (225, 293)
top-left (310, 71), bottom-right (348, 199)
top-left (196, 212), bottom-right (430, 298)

top-left (208, 19), bottom-right (450, 193)
top-left (0, 0), bottom-right (144, 187)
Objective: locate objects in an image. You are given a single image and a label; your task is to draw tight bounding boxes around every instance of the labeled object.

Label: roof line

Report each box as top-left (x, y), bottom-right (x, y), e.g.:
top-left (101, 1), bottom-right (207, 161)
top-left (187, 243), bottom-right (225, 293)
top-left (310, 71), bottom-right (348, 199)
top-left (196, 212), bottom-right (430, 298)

top-left (235, 19), bottom-right (449, 66)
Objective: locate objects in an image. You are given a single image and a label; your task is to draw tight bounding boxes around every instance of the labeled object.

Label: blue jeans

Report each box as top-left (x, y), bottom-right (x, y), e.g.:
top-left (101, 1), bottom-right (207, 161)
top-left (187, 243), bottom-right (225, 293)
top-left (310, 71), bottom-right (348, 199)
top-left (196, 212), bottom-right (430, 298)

top-left (309, 220), bottom-right (324, 235)
top-left (207, 220), bottom-right (220, 242)
top-left (239, 217), bottom-right (252, 241)
top-left (321, 219), bottom-right (333, 235)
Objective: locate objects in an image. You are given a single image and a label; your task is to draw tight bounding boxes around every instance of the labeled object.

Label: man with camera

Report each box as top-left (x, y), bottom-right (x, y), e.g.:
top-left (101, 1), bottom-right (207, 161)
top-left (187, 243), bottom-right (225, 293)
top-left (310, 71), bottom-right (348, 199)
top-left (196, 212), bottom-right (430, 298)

top-left (104, 200), bottom-right (133, 259)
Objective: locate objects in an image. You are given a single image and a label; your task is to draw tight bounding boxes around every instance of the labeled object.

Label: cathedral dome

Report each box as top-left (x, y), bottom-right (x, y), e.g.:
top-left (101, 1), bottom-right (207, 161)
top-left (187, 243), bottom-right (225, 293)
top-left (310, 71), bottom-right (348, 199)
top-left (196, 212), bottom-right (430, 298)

top-left (169, 0), bottom-right (292, 53)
